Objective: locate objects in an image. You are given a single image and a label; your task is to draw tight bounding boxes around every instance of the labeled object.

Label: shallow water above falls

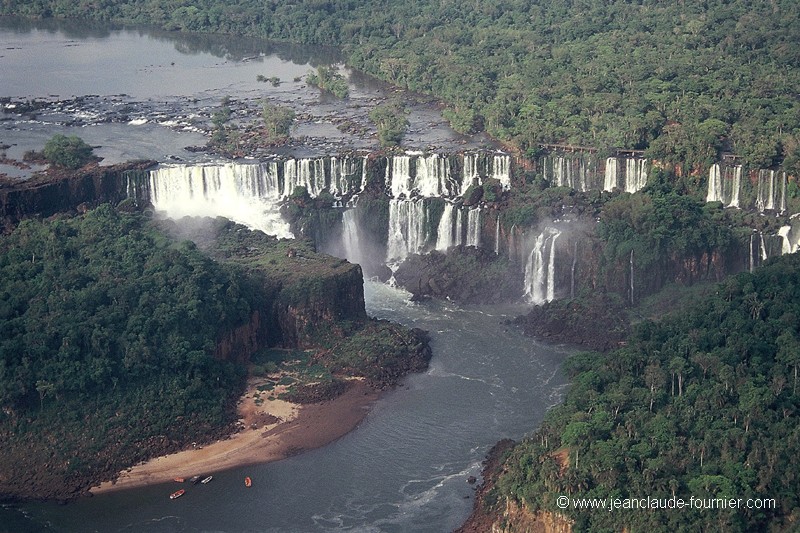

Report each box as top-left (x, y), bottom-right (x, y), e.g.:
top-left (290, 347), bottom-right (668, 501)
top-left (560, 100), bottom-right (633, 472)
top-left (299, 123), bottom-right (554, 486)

top-left (16, 281), bottom-right (570, 532)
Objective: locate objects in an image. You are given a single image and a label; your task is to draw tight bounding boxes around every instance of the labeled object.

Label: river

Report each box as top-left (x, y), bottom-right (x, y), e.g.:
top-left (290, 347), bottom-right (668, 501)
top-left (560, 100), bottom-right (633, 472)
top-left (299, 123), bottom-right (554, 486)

top-left (0, 17), bottom-right (569, 532)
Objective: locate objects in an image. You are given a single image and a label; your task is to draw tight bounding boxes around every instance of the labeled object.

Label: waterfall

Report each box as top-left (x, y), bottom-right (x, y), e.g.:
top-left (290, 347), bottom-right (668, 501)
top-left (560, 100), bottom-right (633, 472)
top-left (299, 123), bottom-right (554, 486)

top-left (435, 203), bottom-right (461, 251)
top-left (330, 156), bottom-right (362, 196)
top-left (388, 154), bottom-right (457, 198)
top-left (728, 165), bottom-right (742, 208)
top-left (388, 155), bottom-right (413, 198)
top-left (706, 164), bottom-right (722, 203)
top-left (461, 153), bottom-right (481, 195)
top-left (494, 216), bottom-right (500, 255)
top-left (604, 158), bottom-right (618, 191)
top-left (706, 164), bottom-right (742, 207)
top-left (629, 249), bottom-right (635, 305)
top-left (757, 170), bottom-right (787, 212)
top-left (466, 208), bottom-right (481, 247)
top-left (387, 199), bottom-right (428, 262)
top-left (778, 225), bottom-right (799, 255)
top-left (524, 228), bottom-right (561, 304)
top-left (492, 154), bottom-right (512, 190)
top-left (624, 158), bottom-right (648, 193)
top-left (283, 158), bottom-right (326, 197)
top-left (415, 153), bottom-right (456, 197)
top-left (341, 209), bottom-right (363, 265)
top-left (148, 162), bottom-right (292, 238)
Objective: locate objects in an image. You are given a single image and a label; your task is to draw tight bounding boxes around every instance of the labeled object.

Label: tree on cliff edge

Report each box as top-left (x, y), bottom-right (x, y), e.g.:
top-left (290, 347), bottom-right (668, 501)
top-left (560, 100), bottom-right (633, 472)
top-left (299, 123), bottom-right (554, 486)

top-left (42, 134), bottom-right (96, 170)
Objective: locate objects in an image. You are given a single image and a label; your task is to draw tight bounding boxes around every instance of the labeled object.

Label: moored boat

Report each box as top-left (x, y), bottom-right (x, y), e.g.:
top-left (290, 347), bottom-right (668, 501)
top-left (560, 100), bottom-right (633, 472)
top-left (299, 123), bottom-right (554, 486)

top-left (170, 489), bottom-right (185, 500)
top-left (200, 475), bottom-right (213, 484)
top-left (189, 475), bottom-right (201, 484)
top-left (173, 477), bottom-right (185, 483)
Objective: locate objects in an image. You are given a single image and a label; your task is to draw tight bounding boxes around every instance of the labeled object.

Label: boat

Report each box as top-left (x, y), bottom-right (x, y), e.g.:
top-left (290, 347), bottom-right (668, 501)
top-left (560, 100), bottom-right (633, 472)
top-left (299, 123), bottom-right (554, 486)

top-left (189, 475), bottom-right (201, 485)
top-left (173, 477), bottom-right (185, 483)
top-left (170, 489), bottom-right (185, 500)
top-left (244, 476), bottom-right (252, 487)
top-left (200, 475), bottom-right (213, 484)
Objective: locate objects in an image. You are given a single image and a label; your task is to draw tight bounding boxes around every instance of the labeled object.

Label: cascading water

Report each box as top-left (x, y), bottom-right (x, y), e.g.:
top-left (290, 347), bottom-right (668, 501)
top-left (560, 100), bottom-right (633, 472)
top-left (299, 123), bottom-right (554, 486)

top-left (461, 153), bottom-right (481, 195)
top-left (524, 228), bottom-right (561, 304)
top-left (706, 164), bottom-right (741, 207)
top-left (435, 203), bottom-right (461, 251)
top-left (283, 158), bottom-right (327, 197)
top-left (494, 216), bottom-right (500, 255)
top-left (492, 154), bottom-right (512, 190)
top-left (624, 158), bottom-right (648, 193)
top-left (604, 157), bottom-right (618, 191)
top-left (778, 225), bottom-right (800, 255)
top-left (148, 162), bottom-right (293, 238)
top-left (466, 208), bottom-right (481, 247)
top-left (341, 209), bottom-right (363, 266)
top-left (387, 153), bottom-right (459, 198)
top-left (706, 164), bottom-right (723, 203)
top-left (387, 199), bottom-right (428, 262)
top-left (757, 170), bottom-right (787, 213)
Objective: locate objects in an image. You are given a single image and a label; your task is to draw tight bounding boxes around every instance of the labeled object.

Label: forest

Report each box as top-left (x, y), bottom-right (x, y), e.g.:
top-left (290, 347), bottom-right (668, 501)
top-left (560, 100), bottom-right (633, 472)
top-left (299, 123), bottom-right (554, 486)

top-left (0, 205), bottom-right (430, 500)
top-left (2, 0), bottom-right (799, 172)
top-left (488, 251), bottom-right (800, 531)
top-left (0, 205), bottom-right (255, 498)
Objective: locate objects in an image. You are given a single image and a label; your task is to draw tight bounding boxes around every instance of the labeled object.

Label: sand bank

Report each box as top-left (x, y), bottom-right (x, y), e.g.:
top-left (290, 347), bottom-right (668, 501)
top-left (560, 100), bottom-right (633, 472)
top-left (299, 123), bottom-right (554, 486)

top-left (91, 379), bottom-right (379, 494)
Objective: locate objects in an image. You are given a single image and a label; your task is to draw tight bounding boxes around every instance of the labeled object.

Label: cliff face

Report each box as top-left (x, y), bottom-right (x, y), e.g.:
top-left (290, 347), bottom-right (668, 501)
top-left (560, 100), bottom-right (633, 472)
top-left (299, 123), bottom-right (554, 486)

top-left (0, 162), bottom-right (154, 232)
top-left (274, 261), bottom-right (367, 347)
top-left (456, 439), bottom-right (574, 533)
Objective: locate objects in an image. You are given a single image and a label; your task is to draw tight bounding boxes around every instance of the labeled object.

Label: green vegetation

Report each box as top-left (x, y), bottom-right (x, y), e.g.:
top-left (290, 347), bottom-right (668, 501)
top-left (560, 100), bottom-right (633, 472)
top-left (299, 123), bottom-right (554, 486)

top-left (209, 96), bottom-right (242, 155)
top-left (0, 206), bottom-right (253, 498)
top-left (306, 66), bottom-right (348, 99)
top-left (7, 0), bottom-right (799, 170)
top-left (369, 101), bottom-right (408, 147)
top-left (0, 207), bottom-right (431, 500)
top-left (492, 252), bottom-right (800, 531)
top-left (261, 102), bottom-right (295, 140)
top-left (42, 134), bottom-right (96, 169)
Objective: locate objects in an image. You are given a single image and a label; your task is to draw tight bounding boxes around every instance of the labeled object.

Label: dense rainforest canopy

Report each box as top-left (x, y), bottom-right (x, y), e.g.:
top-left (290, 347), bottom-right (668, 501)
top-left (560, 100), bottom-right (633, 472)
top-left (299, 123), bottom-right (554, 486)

top-left (492, 251), bottom-right (800, 531)
top-left (3, 0), bottom-right (799, 172)
top-left (0, 205), bottom-right (256, 497)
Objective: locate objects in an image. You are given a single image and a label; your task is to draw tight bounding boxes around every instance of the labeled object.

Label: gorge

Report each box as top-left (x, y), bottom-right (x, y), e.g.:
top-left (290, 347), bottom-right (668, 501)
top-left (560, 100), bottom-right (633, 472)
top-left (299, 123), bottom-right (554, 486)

top-left (2, 8), bottom-right (800, 532)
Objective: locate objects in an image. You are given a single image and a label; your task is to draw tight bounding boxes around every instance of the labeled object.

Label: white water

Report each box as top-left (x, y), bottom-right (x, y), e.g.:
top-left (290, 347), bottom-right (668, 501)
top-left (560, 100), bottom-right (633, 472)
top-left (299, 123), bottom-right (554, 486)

top-left (604, 157), bottom-right (618, 191)
top-left (524, 228), bottom-right (561, 304)
top-left (341, 209), bottom-right (363, 265)
top-left (466, 208), bottom-right (481, 247)
top-left (387, 199), bottom-right (428, 262)
top-left (624, 158), bottom-right (648, 193)
top-left (149, 163), bottom-right (293, 238)
top-left (757, 169), bottom-right (787, 213)
top-left (495, 215), bottom-right (500, 255)
top-left (435, 203), bottom-right (461, 251)
top-left (706, 164), bottom-right (741, 207)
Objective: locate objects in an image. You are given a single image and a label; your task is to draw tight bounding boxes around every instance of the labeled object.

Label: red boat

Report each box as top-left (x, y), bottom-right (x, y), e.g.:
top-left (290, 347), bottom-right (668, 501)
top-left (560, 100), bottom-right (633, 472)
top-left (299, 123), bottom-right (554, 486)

top-left (170, 489), bottom-right (185, 500)
top-left (245, 476), bottom-right (252, 487)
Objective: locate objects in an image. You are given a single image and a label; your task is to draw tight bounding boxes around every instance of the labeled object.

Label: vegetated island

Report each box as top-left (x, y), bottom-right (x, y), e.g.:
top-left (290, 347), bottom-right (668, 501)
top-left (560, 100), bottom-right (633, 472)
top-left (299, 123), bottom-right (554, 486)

top-left (0, 204), bottom-right (431, 501)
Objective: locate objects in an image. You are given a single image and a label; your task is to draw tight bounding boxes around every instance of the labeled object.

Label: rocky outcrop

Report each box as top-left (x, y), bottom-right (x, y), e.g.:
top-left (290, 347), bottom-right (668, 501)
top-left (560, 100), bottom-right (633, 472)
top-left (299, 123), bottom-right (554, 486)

top-left (274, 260), bottom-right (367, 347)
top-left (0, 161), bottom-right (155, 232)
top-left (457, 439), bottom-right (573, 533)
top-left (513, 294), bottom-right (630, 351)
top-left (394, 246), bottom-right (521, 304)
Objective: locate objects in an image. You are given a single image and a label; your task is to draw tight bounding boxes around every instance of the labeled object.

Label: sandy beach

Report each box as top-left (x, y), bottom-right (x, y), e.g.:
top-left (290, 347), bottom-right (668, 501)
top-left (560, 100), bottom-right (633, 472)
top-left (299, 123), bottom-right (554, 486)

top-left (91, 378), bottom-right (379, 494)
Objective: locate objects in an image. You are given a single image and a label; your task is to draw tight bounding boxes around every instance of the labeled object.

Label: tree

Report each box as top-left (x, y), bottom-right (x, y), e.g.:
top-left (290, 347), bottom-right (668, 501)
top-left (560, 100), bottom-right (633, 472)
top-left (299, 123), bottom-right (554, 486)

top-left (261, 102), bottom-right (295, 139)
top-left (42, 134), bottom-right (95, 169)
top-left (369, 101), bottom-right (408, 147)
